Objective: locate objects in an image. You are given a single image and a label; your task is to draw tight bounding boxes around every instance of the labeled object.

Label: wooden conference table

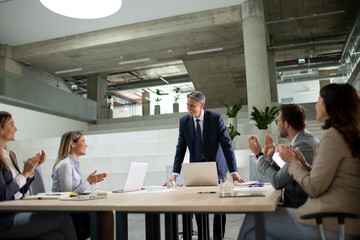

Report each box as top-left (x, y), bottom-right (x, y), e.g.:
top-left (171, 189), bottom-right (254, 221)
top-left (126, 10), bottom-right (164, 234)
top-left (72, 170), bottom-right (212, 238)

top-left (0, 186), bottom-right (281, 240)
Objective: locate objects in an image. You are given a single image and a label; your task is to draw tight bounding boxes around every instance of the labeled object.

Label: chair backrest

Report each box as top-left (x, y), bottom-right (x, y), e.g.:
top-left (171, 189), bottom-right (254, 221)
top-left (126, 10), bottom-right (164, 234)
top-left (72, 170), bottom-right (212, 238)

top-left (29, 165), bottom-right (46, 195)
top-left (248, 154), bottom-right (267, 182)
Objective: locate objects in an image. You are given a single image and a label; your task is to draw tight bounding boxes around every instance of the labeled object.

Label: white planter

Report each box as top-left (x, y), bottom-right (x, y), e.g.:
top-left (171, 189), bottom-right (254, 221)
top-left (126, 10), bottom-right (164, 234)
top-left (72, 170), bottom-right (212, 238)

top-left (228, 117), bottom-right (237, 131)
top-left (257, 129), bottom-right (271, 147)
top-left (173, 103), bottom-right (179, 113)
top-left (154, 105), bottom-right (161, 115)
top-left (232, 140), bottom-right (237, 150)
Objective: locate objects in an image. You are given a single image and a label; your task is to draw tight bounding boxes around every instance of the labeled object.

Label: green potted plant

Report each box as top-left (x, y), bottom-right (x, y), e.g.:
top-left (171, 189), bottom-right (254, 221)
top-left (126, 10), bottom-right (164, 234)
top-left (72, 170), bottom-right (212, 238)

top-left (220, 101), bottom-right (242, 131)
top-left (173, 87), bottom-right (181, 113)
top-left (227, 123), bottom-right (240, 149)
top-left (250, 106), bottom-right (279, 130)
top-left (220, 101), bottom-right (242, 118)
top-left (227, 124), bottom-right (240, 141)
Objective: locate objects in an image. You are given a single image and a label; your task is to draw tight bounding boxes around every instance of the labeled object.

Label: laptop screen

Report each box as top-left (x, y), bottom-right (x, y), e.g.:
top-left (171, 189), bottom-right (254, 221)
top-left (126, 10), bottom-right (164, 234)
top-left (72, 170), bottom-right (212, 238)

top-left (182, 162), bottom-right (218, 186)
top-left (123, 162), bottom-right (148, 192)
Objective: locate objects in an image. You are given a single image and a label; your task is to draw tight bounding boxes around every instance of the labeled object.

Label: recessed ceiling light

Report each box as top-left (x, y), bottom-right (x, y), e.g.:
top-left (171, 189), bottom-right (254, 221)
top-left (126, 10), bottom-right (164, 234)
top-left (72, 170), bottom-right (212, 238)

top-left (119, 58), bottom-right (150, 65)
top-left (55, 68), bottom-right (82, 74)
top-left (39, 0), bottom-right (122, 19)
top-left (187, 47), bottom-right (223, 55)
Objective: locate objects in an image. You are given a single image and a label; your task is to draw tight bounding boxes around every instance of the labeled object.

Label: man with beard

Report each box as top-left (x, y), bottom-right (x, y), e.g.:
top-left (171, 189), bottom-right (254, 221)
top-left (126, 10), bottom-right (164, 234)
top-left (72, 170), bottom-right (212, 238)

top-left (248, 104), bottom-right (319, 208)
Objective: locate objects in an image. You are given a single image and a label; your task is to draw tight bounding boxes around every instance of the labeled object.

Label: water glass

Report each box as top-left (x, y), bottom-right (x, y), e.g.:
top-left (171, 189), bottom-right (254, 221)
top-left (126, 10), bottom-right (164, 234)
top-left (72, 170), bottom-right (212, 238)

top-left (220, 177), bottom-right (233, 196)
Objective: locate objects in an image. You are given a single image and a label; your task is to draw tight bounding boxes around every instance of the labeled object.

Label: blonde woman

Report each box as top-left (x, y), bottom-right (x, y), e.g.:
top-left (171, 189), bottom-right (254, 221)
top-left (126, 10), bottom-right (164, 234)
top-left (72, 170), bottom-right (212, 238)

top-left (52, 131), bottom-right (109, 240)
top-left (52, 131), bottom-right (106, 193)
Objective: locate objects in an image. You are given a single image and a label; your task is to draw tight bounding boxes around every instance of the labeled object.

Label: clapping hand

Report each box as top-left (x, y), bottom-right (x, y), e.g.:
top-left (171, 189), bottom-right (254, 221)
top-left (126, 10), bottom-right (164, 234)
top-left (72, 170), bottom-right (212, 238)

top-left (277, 145), bottom-right (296, 163)
top-left (22, 152), bottom-right (43, 178)
top-left (278, 145), bottom-right (311, 170)
top-left (263, 134), bottom-right (275, 162)
top-left (248, 136), bottom-right (262, 155)
top-left (37, 150), bottom-right (46, 167)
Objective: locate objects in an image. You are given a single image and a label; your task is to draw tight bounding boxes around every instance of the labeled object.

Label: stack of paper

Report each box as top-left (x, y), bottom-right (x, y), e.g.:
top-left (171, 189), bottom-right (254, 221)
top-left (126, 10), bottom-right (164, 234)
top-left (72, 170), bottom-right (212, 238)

top-left (96, 191), bottom-right (113, 196)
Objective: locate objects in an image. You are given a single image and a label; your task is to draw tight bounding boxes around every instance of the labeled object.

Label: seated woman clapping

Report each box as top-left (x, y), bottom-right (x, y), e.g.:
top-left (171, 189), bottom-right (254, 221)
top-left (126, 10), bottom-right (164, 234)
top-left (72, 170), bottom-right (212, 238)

top-left (0, 111), bottom-right (77, 240)
top-left (238, 83), bottom-right (360, 240)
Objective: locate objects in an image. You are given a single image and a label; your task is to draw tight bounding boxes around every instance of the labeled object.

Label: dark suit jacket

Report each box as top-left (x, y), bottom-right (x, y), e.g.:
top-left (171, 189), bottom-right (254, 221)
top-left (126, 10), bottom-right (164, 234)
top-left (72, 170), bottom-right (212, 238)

top-left (172, 109), bottom-right (238, 180)
top-left (0, 152), bottom-right (34, 232)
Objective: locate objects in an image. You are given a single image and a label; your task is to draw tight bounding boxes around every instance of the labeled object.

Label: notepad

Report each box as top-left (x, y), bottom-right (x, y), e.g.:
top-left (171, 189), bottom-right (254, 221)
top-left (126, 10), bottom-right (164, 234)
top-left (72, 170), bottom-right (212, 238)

top-left (219, 192), bottom-right (265, 198)
top-left (23, 192), bottom-right (72, 200)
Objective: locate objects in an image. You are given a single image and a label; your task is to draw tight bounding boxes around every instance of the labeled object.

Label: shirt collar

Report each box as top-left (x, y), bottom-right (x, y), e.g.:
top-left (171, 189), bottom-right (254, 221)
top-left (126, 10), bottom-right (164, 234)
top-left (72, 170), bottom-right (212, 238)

top-left (193, 109), bottom-right (204, 122)
top-left (2, 147), bottom-right (9, 157)
top-left (68, 154), bottom-right (80, 167)
top-left (290, 131), bottom-right (301, 147)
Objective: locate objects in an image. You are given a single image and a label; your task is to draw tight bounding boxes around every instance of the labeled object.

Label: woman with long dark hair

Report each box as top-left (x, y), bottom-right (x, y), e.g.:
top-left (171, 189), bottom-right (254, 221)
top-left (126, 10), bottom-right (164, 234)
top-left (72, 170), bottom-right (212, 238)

top-left (238, 83), bottom-right (360, 239)
top-left (0, 111), bottom-right (77, 239)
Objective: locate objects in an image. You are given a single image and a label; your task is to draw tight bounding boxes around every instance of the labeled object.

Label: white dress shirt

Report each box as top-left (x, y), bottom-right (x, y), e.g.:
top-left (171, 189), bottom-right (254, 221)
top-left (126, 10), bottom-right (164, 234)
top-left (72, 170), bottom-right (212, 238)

top-left (193, 110), bottom-right (205, 141)
top-left (52, 154), bottom-right (90, 194)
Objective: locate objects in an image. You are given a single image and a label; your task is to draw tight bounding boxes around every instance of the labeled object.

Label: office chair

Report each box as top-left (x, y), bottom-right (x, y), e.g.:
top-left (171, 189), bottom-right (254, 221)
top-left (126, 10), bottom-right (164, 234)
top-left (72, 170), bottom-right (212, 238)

top-left (300, 212), bottom-right (359, 240)
top-left (24, 162), bottom-right (46, 195)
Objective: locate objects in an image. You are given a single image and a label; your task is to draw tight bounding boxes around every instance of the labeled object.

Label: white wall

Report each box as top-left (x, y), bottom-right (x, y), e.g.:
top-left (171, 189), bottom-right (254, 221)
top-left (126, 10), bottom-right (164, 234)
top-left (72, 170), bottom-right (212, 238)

top-left (0, 102), bottom-right (88, 140)
top-left (277, 80), bottom-right (320, 104)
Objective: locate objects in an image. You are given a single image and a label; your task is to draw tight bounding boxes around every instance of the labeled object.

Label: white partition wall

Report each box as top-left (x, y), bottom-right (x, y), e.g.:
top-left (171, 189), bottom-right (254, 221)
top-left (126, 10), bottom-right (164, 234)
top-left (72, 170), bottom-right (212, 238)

top-left (9, 129), bottom-right (186, 191)
top-left (9, 128), bottom-right (252, 192)
top-left (0, 102), bottom-right (88, 140)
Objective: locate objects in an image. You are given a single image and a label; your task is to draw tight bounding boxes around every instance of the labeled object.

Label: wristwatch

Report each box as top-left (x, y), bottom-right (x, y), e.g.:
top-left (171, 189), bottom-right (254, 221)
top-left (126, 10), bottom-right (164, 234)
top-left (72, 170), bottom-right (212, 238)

top-left (255, 152), bottom-right (264, 159)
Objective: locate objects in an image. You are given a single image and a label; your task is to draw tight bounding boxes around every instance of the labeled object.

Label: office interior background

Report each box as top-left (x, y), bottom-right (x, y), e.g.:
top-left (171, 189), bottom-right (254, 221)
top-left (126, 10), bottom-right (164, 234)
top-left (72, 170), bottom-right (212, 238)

top-left (0, 0), bottom-right (359, 192)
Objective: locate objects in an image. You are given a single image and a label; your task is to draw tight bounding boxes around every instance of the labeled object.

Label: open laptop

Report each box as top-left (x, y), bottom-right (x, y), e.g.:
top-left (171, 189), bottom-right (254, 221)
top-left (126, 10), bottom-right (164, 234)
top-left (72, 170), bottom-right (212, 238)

top-left (182, 162), bottom-right (218, 186)
top-left (113, 162), bottom-right (148, 193)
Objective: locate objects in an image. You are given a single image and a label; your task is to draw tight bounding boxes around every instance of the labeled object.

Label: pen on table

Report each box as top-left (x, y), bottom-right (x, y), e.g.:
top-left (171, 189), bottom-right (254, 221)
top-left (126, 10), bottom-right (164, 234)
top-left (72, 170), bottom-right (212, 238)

top-left (45, 193), bottom-right (62, 196)
top-left (198, 191), bottom-right (216, 194)
top-left (249, 184), bottom-right (264, 188)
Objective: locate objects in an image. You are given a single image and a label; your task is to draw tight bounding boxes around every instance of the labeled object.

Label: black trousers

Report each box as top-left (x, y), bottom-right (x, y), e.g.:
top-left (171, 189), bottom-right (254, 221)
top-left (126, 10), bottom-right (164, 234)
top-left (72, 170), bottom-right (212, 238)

top-left (70, 213), bottom-right (90, 240)
top-left (195, 213), bottom-right (226, 240)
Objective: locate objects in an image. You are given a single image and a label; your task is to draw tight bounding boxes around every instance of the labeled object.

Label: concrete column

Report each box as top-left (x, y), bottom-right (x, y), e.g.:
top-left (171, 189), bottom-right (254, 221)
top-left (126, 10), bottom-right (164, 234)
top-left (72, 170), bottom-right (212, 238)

top-left (87, 73), bottom-right (110, 119)
top-left (142, 91), bottom-right (150, 116)
top-left (241, 0), bottom-right (271, 117)
top-left (267, 49), bottom-right (278, 103)
top-left (0, 44), bottom-right (22, 75)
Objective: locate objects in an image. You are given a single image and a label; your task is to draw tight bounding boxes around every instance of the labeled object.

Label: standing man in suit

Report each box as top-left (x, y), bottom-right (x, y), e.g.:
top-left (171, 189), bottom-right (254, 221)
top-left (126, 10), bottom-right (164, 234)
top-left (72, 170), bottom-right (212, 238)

top-left (167, 91), bottom-right (244, 240)
top-left (248, 104), bottom-right (319, 208)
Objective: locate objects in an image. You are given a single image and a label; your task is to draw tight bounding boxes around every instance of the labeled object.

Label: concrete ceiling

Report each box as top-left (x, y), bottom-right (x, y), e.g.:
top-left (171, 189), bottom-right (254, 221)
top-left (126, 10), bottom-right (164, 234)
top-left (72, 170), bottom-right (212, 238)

top-left (0, 0), bottom-right (359, 107)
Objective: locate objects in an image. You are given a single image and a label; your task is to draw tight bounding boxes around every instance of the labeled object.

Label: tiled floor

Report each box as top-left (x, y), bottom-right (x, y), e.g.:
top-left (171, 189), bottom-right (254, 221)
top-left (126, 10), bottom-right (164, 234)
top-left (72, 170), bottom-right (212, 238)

top-left (126, 213), bottom-right (245, 240)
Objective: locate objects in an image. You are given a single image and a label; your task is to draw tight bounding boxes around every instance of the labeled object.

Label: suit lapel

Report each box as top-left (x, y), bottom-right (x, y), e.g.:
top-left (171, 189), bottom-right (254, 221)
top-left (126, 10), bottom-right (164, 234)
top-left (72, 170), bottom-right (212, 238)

top-left (203, 110), bottom-right (210, 146)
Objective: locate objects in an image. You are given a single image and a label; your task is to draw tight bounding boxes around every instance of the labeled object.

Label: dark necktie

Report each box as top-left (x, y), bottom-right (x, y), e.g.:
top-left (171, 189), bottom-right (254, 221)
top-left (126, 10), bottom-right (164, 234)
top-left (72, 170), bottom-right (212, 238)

top-left (195, 119), bottom-right (203, 162)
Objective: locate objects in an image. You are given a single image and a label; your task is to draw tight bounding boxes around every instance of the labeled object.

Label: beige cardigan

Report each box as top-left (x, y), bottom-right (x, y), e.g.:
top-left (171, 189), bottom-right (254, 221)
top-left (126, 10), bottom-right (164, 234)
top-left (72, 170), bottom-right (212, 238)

top-left (288, 127), bottom-right (360, 236)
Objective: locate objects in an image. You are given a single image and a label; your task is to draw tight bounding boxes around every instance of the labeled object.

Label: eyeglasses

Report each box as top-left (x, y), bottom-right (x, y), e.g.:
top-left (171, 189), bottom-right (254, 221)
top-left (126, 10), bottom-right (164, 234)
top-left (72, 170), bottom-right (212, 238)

top-left (275, 119), bottom-right (279, 125)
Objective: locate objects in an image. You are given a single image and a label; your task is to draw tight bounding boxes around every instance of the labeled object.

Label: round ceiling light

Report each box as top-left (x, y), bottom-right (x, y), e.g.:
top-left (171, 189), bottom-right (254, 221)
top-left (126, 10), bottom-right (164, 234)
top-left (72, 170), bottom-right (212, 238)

top-left (39, 0), bottom-right (122, 19)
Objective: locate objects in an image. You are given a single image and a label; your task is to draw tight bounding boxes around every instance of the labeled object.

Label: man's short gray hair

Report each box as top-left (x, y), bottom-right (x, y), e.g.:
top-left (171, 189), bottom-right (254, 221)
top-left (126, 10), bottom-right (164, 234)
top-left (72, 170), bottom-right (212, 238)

top-left (187, 91), bottom-right (206, 104)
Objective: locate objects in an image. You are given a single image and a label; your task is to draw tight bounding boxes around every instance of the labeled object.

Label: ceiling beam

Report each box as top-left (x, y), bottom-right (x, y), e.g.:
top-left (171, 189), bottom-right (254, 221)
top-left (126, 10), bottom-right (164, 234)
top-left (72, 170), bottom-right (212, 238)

top-left (108, 74), bottom-right (191, 91)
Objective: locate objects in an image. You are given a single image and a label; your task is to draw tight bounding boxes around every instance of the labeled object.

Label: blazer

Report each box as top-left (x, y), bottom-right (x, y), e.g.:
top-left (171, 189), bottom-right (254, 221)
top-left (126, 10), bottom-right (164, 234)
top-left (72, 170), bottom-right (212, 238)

top-left (172, 109), bottom-right (238, 180)
top-left (289, 128), bottom-right (360, 236)
top-left (257, 129), bottom-right (319, 207)
top-left (0, 151), bottom-right (34, 232)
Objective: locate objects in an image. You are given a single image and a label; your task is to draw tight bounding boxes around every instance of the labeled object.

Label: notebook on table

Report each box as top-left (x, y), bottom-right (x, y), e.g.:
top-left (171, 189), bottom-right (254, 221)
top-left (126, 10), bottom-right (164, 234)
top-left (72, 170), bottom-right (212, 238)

top-left (182, 162), bottom-right (218, 186)
top-left (113, 162), bottom-right (148, 193)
